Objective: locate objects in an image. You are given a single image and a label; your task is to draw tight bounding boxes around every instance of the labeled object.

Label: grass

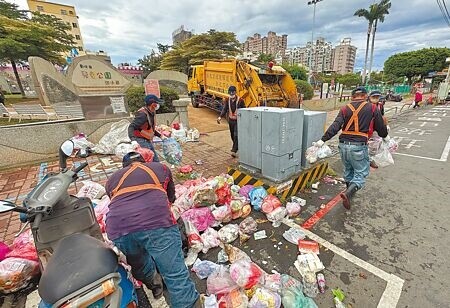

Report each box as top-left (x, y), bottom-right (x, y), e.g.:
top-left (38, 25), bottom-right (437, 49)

top-left (0, 118), bottom-right (43, 126)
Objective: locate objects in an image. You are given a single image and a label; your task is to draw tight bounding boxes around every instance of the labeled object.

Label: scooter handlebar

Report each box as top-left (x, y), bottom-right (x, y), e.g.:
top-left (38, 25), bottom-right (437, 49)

top-left (31, 213), bottom-right (43, 231)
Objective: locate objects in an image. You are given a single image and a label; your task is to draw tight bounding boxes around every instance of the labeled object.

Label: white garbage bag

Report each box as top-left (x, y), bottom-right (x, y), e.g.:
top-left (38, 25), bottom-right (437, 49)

top-left (93, 120), bottom-right (131, 154)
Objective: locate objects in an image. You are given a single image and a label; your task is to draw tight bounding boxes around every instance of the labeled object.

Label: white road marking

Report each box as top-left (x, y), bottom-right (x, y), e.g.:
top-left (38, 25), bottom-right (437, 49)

top-left (417, 117), bottom-right (442, 122)
top-left (394, 152), bottom-right (443, 161)
top-left (440, 136), bottom-right (450, 162)
top-left (283, 220), bottom-right (405, 308)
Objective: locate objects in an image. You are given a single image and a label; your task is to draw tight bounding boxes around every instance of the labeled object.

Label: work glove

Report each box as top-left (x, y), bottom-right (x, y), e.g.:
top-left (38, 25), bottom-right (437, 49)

top-left (217, 117), bottom-right (221, 124)
top-left (313, 140), bottom-right (325, 148)
top-left (383, 135), bottom-right (391, 142)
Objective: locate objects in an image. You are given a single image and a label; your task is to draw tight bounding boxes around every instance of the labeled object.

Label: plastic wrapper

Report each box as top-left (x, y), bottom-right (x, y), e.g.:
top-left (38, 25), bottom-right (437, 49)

top-left (373, 141), bottom-right (394, 167)
top-left (179, 165), bottom-right (194, 174)
top-left (212, 205), bottom-right (232, 223)
top-left (386, 138), bottom-right (399, 153)
top-left (368, 137), bottom-right (382, 156)
top-left (217, 249), bottom-right (229, 264)
top-left (230, 198), bottom-right (246, 220)
top-left (207, 266), bottom-right (239, 295)
top-left (184, 220), bottom-right (203, 253)
top-left (216, 184), bottom-right (232, 206)
top-left (283, 228), bottom-right (306, 245)
top-left (249, 187), bottom-right (268, 211)
top-left (204, 294), bottom-right (219, 308)
top-left (302, 271), bottom-right (319, 298)
top-left (230, 259), bottom-right (264, 289)
top-left (280, 274), bottom-right (318, 308)
top-left (306, 144), bottom-right (332, 164)
top-left (220, 289), bottom-right (249, 308)
top-left (261, 195), bottom-right (282, 214)
top-left (248, 287), bottom-right (281, 308)
top-left (93, 120), bottom-right (131, 154)
top-left (0, 257), bottom-right (40, 293)
top-left (231, 185), bottom-right (241, 195)
top-left (241, 204), bottom-right (251, 218)
top-left (187, 128), bottom-right (200, 141)
top-left (239, 185), bottom-right (254, 200)
top-left (266, 207), bottom-right (287, 228)
top-left (218, 224), bottom-right (239, 243)
top-left (239, 217), bottom-right (258, 235)
top-left (135, 145), bottom-right (154, 162)
top-left (94, 195), bottom-right (110, 217)
top-left (192, 259), bottom-right (220, 280)
top-left (162, 138), bottom-right (183, 165)
top-left (114, 143), bottom-right (135, 159)
top-left (181, 207), bottom-right (215, 232)
top-left (6, 230), bottom-right (37, 261)
top-left (193, 183), bottom-right (218, 207)
top-left (76, 180), bottom-right (106, 200)
top-left (286, 202), bottom-right (302, 217)
top-left (71, 134), bottom-right (94, 156)
top-left (264, 273), bottom-right (281, 292)
top-left (0, 242), bottom-right (11, 262)
top-left (201, 228), bottom-right (221, 254)
top-left (224, 244), bottom-right (251, 263)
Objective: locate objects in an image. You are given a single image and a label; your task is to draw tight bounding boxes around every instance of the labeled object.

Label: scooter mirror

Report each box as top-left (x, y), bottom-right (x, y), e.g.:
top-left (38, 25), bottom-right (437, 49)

top-left (0, 200), bottom-right (16, 213)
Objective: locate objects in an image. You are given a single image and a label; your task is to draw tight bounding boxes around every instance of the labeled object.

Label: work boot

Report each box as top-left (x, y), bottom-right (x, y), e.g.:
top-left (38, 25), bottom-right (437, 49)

top-left (141, 273), bottom-right (164, 300)
top-left (340, 183), bottom-right (358, 210)
top-left (370, 160), bottom-right (378, 169)
top-left (231, 151), bottom-right (237, 158)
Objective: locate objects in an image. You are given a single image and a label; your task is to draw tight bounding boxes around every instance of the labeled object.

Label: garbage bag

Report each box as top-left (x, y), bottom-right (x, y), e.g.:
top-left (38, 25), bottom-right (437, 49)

top-left (0, 257), bottom-right (40, 293)
top-left (231, 185), bottom-right (241, 196)
top-left (6, 230), bottom-right (37, 261)
top-left (368, 137), bottom-right (383, 156)
top-left (201, 227), bottom-right (221, 254)
top-left (193, 182), bottom-right (218, 207)
top-left (286, 202), bottom-right (302, 217)
top-left (241, 204), bottom-right (251, 218)
top-left (230, 259), bottom-right (264, 289)
top-left (386, 138), bottom-right (399, 153)
top-left (204, 294), bottom-right (219, 308)
top-left (249, 187), bottom-right (268, 211)
top-left (261, 195), bottom-right (282, 214)
top-left (264, 272), bottom-right (282, 293)
top-left (207, 266), bottom-right (239, 295)
top-left (306, 144), bottom-right (332, 164)
top-left (317, 145), bottom-right (332, 159)
top-left (266, 207), bottom-right (287, 227)
top-left (230, 198), bottom-right (246, 220)
top-left (182, 207), bottom-right (215, 232)
top-left (114, 142), bottom-right (135, 159)
top-left (220, 289), bottom-right (249, 308)
top-left (135, 145), bottom-right (154, 162)
top-left (216, 184), bottom-right (232, 206)
top-left (373, 140), bottom-right (395, 167)
top-left (239, 185), bottom-right (254, 200)
top-left (224, 244), bottom-right (251, 263)
top-left (0, 242), bottom-right (11, 261)
top-left (248, 287), bottom-right (281, 308)
top-left (192, 259), bottom-right (220, 280)
top-left (93, 120), bottom-right (131, 154)
top-left (218, 224), bottom-right (239, 243)
top-left (76, 180), bottom-right (106, 200)
top-left (212, 205), bottom-right (232, 223)
top-left (162, 138), bottom-right (183, 165)
top-left (280, 274), bottom-right (318, 308)
top-left (239, 217), bottom-right (258, 235)
top-left (179, 165), bottom-right (194, 174)
top-left (184, 220), bottom-right (203, 253)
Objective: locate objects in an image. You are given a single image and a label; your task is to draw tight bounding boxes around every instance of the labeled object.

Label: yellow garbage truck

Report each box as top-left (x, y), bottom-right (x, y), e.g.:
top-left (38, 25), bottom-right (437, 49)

top-left (187, 59), bottom-right (298, 112)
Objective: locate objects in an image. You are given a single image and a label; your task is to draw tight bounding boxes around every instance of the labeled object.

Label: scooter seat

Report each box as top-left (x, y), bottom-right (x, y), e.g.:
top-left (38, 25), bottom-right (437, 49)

top-left (38, 233), bottom-right (118, 305)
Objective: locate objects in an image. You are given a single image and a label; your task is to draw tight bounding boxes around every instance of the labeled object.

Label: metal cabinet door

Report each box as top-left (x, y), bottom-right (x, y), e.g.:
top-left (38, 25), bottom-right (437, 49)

top-left (238, 108), bottom-right (262, 170)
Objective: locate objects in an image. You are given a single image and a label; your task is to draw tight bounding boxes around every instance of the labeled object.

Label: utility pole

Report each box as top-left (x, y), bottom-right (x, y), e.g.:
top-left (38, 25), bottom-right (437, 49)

top-left (307, 0), bottom-right (324, 85)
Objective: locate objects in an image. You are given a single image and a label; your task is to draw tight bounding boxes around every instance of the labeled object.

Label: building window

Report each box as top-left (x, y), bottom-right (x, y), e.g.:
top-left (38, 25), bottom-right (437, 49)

top-left (69, 10), bottom-right (74, 15)
top-left (72, 23), bottom-right (78, 28)
top-left (37, 5), bottom-right (44, 11)
top-left (61, 9), bottom-right (67, 15)
top-left (78, 47), bottom-right (83, 51)
top-left (75, 35), bottom-right (81, 40)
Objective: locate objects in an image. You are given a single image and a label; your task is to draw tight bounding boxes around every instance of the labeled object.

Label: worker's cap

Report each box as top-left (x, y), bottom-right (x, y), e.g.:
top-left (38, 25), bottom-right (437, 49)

top-left (144, 94), bottom-right (164, 105)
top-left (122, 151), bottom-right (145, 167)
top-left (228, 86), bottom-right (237, 94)
top-left (369, 90), bottom-right (382, 97)
top-left (351, 86), bottom-right (368, 96)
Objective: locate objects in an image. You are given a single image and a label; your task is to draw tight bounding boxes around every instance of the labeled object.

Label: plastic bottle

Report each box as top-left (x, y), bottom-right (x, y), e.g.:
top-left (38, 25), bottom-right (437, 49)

top-left (317, 273), bottom-right (326, 293)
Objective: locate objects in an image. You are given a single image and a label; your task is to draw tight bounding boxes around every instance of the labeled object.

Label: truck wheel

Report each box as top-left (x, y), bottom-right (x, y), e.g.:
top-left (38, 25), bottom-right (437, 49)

top-left (191, 96), bottom-right (200, 108)
top-left (136, 287), bottom-right (152, 308)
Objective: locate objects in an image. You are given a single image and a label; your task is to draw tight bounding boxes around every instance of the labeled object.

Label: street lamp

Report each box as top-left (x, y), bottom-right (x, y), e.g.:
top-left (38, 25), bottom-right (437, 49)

top-left (307, 0), bottom-right (324, 84)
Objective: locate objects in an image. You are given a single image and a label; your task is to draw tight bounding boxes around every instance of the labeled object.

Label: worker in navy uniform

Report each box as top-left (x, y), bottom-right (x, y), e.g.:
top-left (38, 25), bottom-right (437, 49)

top-left (314, 86), bottom-right (389, 209)
top-left (217, 85), bottom-right (245, 158)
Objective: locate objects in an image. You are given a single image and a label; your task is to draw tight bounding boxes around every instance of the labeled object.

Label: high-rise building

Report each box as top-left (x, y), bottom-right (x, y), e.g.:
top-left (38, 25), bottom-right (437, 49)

top-left (243, 32), bottom-right (288, 57)
top-left (27, 0), bottom-right (85, 55)
top-left (332, 38), bottom-right (357, 74)
top-left (172, 25), bottom-right (193, 45)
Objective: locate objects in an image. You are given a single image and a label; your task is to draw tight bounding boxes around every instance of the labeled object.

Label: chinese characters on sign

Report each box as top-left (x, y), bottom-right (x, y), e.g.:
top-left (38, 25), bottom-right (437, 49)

top-left (144, 79), bottom-right (161, 97)
top-left (110, 96), bottom-right (127, 114)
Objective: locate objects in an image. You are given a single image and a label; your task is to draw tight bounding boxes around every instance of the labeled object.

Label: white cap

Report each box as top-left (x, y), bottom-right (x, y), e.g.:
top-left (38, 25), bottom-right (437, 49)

top-left (61, 140), bottom-right (74, 156)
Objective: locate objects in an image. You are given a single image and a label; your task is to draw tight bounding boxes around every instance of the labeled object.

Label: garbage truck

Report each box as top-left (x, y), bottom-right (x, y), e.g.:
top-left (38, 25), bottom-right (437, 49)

top-left (187, 59), bottom-right (299, 112)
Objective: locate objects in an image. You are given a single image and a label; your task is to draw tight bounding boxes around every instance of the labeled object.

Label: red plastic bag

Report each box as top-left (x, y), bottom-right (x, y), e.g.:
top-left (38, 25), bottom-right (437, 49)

top-left (179, 165), bottom-right (193, 174)
top-left (135, 146), bottom-right (154, 162)
top-left (6, 230), bottom-right (38, 262)
top-left (216, 185), bottom-right (232, 205)
top-left (230, 259), bottom-right (264, 289)
top-left (0, 242), bottom-right (11, 262)
top-left (207, 266), bottom-right (239, 295)
top-left (261, 195), bottom-right (282, 214)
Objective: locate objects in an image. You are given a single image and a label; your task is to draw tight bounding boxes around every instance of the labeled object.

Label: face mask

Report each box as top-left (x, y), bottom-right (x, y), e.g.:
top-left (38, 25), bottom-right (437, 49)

top-left (230, 93), bottom-right (236, 99)
top-left (155, 104), bottom-right (160, 111)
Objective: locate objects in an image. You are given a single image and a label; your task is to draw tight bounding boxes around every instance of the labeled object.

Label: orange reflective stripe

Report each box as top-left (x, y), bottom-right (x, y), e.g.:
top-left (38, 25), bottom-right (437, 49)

top-left (342, 102), bottom-right (368, 137)
top-left (110, 163), bottom-right (165, 200)
top-left (228, 96), bottom-right (239, 120)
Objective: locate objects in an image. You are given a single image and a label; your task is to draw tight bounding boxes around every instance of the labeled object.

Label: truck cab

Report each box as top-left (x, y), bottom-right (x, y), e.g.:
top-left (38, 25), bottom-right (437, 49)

top-left (187, 65), bottom-right (204, 95)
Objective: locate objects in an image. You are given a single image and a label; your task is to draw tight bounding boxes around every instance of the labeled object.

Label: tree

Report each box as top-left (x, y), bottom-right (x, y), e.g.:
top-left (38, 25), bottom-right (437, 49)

top-left (257, 53), bottom-right (274, 63)
top-left (295, 80), bottom-right (314, 100)
top-left (0, 1), bottom-right (75, 96)
top-left (138, 43), bottom-right (172, 77)
top-left (282, 65), bottom-right (308, 81)
top-left (336, 73), bottom-right (361, 88)
top-left (384, 48), bottom-right (450, 83)
top-left (355, 5), bottom-right (377, 84)
top-left (367, 0), bottom-right (391, 82)
top-left (160, 29), bottom-right (241, 73)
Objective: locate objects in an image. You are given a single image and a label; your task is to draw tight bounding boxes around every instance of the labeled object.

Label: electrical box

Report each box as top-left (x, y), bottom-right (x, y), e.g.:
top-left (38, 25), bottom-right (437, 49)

top-left (238, 107), bottom-right (304, 182)
top-left (301, 111), bottom-right (327, 168)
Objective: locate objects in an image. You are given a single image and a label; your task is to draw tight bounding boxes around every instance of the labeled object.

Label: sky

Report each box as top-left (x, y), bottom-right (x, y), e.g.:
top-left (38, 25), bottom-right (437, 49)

top-left (12, 0), bottom-right (450, 71)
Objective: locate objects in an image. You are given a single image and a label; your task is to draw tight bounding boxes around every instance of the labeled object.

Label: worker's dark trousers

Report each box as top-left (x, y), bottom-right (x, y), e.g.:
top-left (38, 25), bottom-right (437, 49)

top-left (229, 119), bottom-right (238, 153)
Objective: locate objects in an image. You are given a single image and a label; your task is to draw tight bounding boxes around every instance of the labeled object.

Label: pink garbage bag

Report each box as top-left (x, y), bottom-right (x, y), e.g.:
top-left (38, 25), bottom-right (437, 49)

top-left (181, 207), bottom-right (215, 232)
top-left (0, 242), bottom-right (11, 261)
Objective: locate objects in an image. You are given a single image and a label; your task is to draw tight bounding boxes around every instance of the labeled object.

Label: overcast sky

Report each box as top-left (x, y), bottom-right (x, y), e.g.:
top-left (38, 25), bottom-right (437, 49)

top-left (12, 0), bottom-right (450, 70)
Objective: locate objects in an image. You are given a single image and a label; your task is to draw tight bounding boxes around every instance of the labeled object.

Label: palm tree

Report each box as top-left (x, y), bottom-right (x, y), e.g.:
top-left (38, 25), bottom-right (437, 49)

top-left (354, 0), bottom-right (391, 85)
top-left (367, 0), bottom-right (391, 83)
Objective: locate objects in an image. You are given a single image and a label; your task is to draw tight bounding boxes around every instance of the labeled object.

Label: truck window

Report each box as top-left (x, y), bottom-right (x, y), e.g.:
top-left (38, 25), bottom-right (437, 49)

top-left (188, 67), bottom-right (194, 78)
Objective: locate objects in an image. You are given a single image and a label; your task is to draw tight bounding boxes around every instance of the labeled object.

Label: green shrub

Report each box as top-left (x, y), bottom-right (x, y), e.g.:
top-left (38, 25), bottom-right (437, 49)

top-left (295, 79), bottom-right (314, 100)
top-left (126, 85), bottom-right (179, 113)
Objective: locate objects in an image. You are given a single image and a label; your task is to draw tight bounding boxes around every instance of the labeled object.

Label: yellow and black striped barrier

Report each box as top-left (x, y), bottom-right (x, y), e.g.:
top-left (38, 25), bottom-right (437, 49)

top-left (227, 161), bottom-right (329, 200)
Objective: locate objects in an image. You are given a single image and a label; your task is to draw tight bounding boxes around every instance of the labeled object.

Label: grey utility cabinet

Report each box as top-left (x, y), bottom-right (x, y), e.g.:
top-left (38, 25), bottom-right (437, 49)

top-left (238, 107), bottom-right (304, 182)
top-left (301, 111), bottom-right (327, 168)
